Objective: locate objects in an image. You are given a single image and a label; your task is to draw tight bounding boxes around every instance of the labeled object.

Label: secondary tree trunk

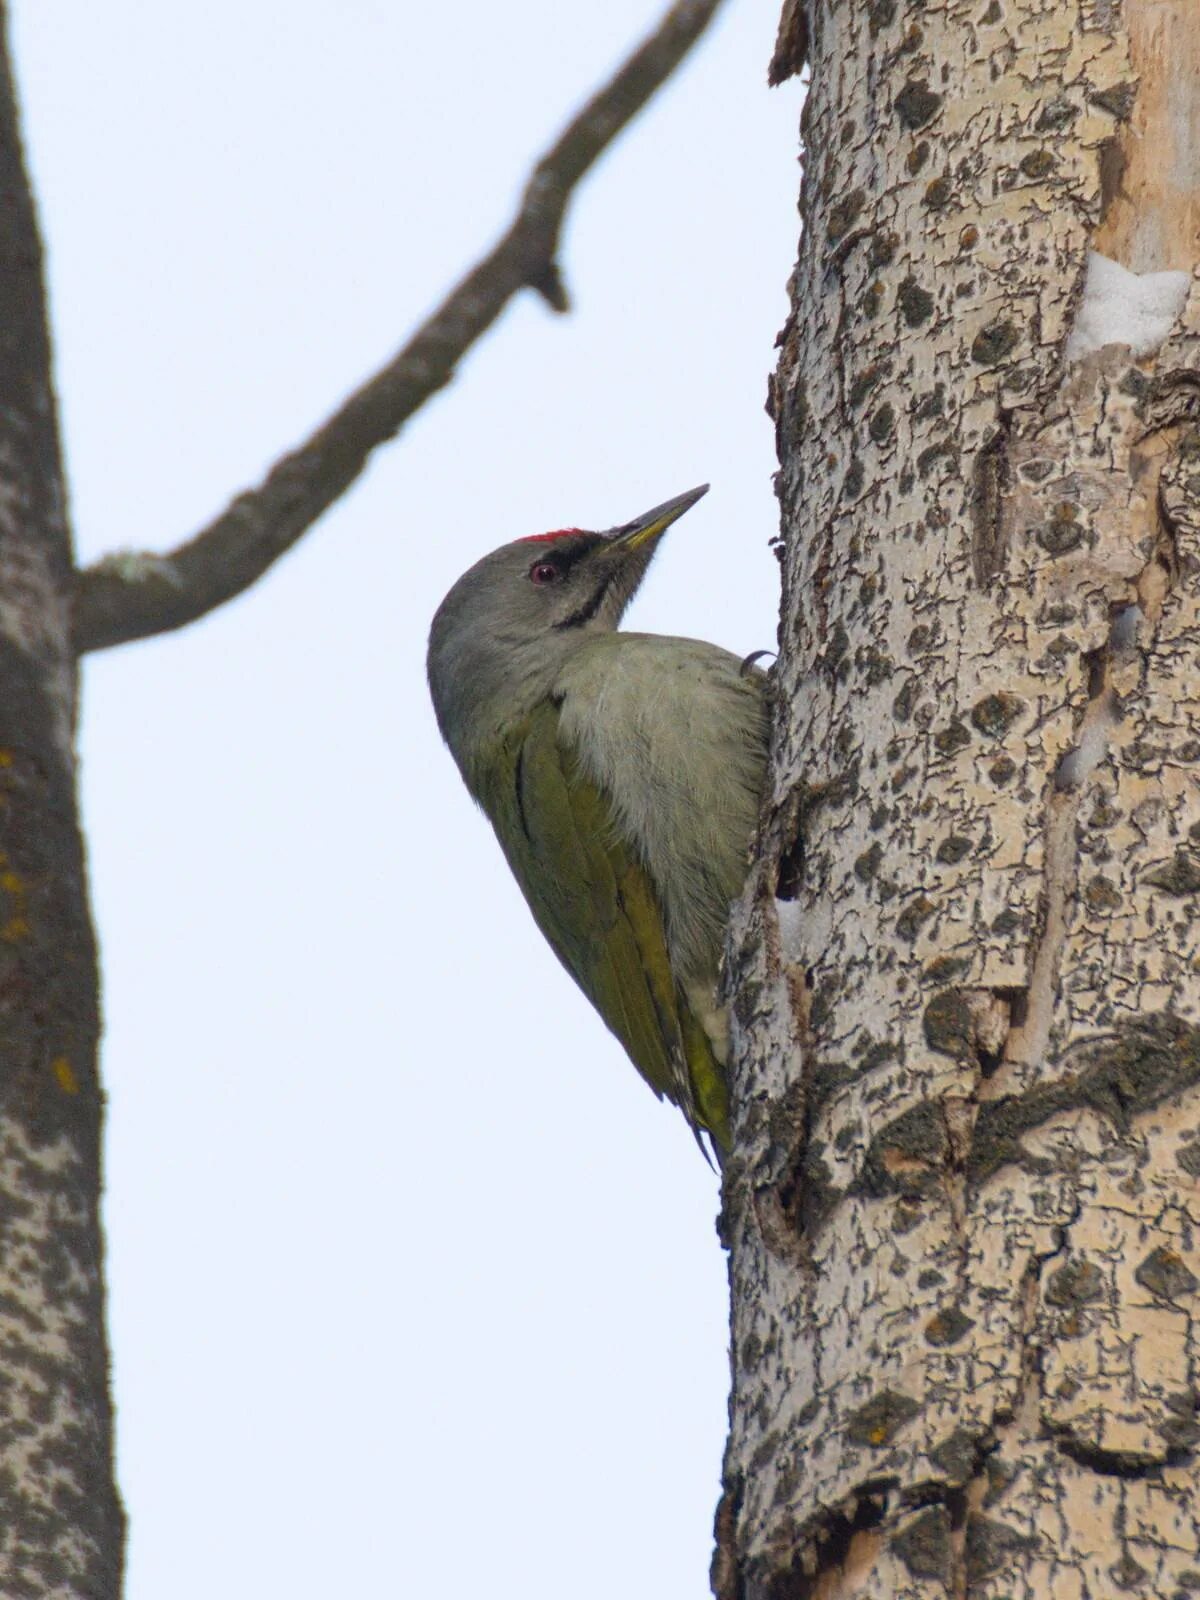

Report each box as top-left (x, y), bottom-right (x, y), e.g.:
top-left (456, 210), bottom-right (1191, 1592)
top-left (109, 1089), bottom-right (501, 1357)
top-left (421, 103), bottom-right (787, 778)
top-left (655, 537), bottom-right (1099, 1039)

top-left (719, 2), bottom-right (1200, 1597)
top-left (0, 16), bottom-right (122, 1598)
top-left (0, 3), bottom-right (725, 1593)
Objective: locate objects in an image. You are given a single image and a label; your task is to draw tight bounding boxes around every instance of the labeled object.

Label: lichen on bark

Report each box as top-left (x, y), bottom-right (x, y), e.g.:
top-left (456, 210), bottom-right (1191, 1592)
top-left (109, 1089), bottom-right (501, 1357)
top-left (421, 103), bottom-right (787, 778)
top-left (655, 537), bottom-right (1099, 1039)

top-left (0, 17), bottom-right (121, 1595)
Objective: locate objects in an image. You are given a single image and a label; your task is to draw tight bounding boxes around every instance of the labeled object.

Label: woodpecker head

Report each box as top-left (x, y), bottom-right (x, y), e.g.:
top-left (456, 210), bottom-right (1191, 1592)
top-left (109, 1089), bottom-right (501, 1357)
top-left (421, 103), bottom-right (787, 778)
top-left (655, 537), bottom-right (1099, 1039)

top-left (428, 485), bottom-right (708, 757)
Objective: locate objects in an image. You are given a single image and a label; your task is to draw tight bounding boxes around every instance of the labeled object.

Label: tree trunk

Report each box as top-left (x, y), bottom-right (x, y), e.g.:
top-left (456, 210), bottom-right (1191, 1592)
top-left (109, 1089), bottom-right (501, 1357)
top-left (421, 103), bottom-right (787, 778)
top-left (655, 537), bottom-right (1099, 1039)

top-left (0, 10), bottom-right (121, 1595)
top-left (0, 2), bottom-right (731, 1592)
top-left (719, 2), bottom-right (1200, 1596)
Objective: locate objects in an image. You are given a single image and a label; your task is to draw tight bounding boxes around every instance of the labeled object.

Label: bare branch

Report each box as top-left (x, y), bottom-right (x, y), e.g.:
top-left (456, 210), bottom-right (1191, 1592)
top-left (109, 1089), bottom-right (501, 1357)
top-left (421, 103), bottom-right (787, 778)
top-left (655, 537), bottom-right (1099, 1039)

top-left (73, 0), bottom-right (726, 655)
top-left (767, 0), bottom-right (809, 88)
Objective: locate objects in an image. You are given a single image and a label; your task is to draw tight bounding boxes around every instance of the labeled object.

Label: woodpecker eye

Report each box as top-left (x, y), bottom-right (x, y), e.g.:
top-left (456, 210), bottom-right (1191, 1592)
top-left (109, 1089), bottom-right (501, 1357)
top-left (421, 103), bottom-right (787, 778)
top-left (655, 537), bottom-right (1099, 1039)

top-left (529, 560), bottom-right (562, 586)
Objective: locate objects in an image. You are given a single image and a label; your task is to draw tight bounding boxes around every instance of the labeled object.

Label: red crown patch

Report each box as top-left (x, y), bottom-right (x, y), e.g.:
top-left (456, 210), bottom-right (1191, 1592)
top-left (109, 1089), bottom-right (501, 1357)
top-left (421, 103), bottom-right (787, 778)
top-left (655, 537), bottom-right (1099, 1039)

top-left (520, 527), bottom-right (583, 544)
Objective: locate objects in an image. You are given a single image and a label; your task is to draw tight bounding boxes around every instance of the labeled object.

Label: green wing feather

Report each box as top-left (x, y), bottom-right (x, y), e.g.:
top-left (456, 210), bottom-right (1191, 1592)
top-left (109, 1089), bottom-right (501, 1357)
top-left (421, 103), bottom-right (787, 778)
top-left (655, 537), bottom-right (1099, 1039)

top-left (472, 700), bottom-right (730, 1153)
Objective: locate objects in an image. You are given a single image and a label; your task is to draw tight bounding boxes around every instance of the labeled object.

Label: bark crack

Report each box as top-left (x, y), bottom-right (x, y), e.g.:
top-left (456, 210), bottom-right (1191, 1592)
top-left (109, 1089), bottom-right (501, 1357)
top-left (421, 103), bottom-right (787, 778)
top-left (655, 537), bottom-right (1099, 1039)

top-left (995, 692), bottom-right (1109, 1080)
top-left (986, 1215), bottom-right (1076, 1484)
top-left (970, 414), bottom-right (1012, 586)
top-left (995, 543), bottom-right (1173, 1086)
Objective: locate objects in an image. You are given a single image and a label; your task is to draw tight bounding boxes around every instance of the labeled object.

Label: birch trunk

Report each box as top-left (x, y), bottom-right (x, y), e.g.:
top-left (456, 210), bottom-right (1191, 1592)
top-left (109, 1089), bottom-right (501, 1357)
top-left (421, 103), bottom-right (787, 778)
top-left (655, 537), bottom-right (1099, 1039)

top-left (0, 21), bottom-right (122, 1598)
top-left (719, 2), bottom-right (1200, 1596)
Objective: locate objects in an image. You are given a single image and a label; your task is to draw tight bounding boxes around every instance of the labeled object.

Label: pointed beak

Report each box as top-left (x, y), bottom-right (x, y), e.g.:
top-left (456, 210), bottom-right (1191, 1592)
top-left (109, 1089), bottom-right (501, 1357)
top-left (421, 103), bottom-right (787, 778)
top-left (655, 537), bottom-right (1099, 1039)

top-left (602, 483), bottom-right (710, 555)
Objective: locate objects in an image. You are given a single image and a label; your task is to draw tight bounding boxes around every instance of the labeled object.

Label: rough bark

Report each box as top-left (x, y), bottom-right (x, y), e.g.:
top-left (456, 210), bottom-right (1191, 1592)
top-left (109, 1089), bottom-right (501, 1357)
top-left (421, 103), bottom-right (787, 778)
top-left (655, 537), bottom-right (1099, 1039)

top-left (720, 2), bottom-right (1200, 1597)
top-left (0, 8), bottom-right (122, 1596)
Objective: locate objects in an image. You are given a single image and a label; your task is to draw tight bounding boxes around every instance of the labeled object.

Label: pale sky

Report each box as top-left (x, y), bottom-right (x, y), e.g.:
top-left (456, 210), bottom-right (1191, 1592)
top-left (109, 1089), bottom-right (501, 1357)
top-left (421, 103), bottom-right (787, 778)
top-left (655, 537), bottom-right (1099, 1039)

top-left (12, 4), bottom-right (801, 1594)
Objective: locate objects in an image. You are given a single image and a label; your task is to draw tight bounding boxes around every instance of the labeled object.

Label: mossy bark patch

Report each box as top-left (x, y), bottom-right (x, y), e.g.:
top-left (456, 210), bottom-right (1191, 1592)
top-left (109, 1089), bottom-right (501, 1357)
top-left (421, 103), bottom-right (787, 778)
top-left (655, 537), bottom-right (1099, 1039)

top-left (928, 1426), bottom-right (987, 1484)
top-left (894, 81), bottom-right (943, 131)
top-left (1045, 1259), bottom-right (1105, 1307)
top-left (844, 1388), bottom-right (921, 1447)
top-left (923, 988), bottom-right (976, 1059)
top-left (892, 1505), bottom-right (953, 1582)
top-left (971, 320), bottom-right (1020, 366)
top-left (858, 1101), bottom-right (949, 1197)
top-left (1135, 1246), bottom-right (1199, 1304)
top-left (965, 1516), bottom-right (1038, 1583)
top-left (896, 894), bottom-right (935, 941)
top-left (1144, 852), bottom-right (1200, 897)
top-left (924, 1304), bottom-right (975, 1346)
top-left (971, 692), bottom-right (1025, 737)
top-left (897, 277), bottom-right (935, 327)
top-left (968, 1014), bottom-right (1200, 1185)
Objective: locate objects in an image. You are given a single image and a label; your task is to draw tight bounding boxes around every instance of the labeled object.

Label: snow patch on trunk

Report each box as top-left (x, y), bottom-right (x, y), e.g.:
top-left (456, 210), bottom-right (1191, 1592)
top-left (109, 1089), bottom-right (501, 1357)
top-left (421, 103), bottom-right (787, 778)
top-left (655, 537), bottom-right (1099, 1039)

top-left (774, 898), bottom-right (805, 965)
top-left (1065, 251), bottom-right (1191, 364)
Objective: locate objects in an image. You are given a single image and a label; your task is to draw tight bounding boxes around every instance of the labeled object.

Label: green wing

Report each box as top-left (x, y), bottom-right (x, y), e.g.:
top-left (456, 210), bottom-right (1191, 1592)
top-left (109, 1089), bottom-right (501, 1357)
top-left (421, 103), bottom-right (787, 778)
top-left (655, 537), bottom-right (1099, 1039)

top-left (472, 700), bottom-right (729, 1152)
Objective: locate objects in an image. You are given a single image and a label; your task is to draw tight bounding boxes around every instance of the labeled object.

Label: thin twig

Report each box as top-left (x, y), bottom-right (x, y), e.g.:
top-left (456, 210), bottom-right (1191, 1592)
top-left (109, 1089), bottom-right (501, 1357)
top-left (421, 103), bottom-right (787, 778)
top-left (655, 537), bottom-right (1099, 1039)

top-left (73, 0), bottom-right (726, 655)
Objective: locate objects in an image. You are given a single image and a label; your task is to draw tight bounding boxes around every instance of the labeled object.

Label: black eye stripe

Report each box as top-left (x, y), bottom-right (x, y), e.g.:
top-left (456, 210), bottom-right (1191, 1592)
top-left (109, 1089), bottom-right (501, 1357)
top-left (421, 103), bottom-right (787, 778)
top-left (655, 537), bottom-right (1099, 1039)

top-left (553, 573), bottom-right (613, 630)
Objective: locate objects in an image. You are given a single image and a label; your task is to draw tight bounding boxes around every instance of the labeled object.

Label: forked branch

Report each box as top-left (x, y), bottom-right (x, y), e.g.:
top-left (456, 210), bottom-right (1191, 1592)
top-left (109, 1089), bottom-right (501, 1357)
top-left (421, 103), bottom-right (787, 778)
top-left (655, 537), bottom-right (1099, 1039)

top-left (73, 0), bottom-right (725, 655)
